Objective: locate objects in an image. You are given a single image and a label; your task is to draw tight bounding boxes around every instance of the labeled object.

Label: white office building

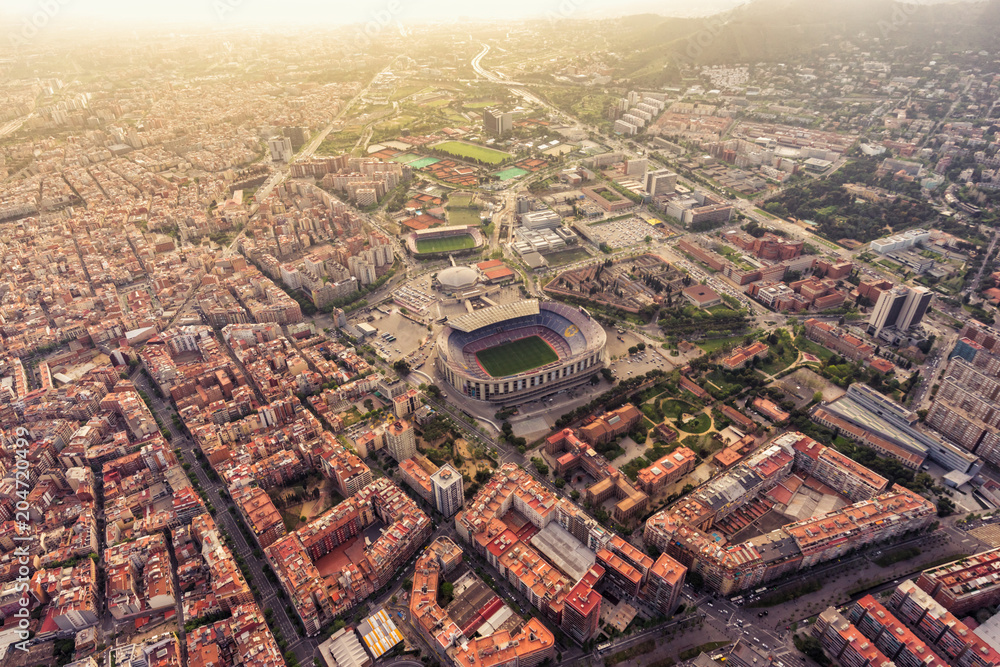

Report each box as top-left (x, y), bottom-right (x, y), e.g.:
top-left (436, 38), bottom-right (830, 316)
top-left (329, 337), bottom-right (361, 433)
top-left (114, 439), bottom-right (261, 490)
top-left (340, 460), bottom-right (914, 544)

top-left (521, 210), bottom-right (562, 230)
top-left (268, 136), bottom-right (293, 162)
top-left (645, 169), bottom-right (678, 196)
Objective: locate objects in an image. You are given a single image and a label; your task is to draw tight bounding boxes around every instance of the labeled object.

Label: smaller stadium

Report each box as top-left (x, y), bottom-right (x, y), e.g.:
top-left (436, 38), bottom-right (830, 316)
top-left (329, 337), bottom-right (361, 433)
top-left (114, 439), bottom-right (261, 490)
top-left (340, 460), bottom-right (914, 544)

top-left (406, 224), bottom-right (485, 256)
top-left (435, 300), bottom-right (607, 405)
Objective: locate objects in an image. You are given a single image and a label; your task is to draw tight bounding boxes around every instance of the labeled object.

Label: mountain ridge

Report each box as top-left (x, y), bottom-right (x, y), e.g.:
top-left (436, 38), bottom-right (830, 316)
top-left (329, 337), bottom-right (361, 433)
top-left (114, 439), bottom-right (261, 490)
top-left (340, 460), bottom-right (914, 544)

top-left (610, 0), bottom-right (1000, 86)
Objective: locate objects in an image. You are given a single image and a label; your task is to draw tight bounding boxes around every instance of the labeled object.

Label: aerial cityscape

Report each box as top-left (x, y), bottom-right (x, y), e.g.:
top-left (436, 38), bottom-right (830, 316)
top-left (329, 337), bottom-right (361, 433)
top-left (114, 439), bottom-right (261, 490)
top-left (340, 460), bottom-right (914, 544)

top-left (5, 1), bottom-right (1000, 667)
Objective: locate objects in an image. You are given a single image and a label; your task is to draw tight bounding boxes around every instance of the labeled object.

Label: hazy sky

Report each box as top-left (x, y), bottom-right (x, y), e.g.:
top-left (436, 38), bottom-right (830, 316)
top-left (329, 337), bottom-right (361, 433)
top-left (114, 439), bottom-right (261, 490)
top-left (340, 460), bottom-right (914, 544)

top-left (3, 0), bottom-right (745, 28)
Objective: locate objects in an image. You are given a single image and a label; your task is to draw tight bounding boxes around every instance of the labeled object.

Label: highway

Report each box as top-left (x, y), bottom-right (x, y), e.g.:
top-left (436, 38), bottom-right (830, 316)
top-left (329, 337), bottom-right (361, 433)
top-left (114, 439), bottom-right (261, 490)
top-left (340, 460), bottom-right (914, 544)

top-left (965, 227), bottom-right (1000, 299)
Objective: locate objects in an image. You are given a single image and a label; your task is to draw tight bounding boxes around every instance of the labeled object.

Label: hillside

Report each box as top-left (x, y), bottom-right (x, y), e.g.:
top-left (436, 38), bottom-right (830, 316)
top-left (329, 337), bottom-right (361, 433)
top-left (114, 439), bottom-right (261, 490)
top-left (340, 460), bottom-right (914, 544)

top-left (612, 0), bottom-right (1000, 84)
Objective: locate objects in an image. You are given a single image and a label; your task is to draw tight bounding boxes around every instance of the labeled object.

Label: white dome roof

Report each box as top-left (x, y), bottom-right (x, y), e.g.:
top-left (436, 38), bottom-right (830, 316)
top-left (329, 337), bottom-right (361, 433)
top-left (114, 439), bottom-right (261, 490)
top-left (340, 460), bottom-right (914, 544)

top-left (438, 266), bottom-right (479, 290)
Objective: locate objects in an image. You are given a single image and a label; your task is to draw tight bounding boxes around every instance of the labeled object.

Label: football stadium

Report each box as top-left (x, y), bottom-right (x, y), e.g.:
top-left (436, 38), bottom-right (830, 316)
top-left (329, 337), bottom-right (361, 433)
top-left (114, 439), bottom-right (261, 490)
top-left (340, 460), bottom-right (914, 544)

top-left (435, 300), bottom-right (607, 405)
top-left (406, 224), bottom-right (485, 256)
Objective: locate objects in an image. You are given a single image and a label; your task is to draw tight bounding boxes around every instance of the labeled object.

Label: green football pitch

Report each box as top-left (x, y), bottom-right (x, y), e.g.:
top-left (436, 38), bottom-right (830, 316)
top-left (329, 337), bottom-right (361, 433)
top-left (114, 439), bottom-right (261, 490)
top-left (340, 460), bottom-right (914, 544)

top-left (415, 235), bottom-right (476, 254)
top-left (433, 141), bottom-right (512, 164)
top-left (476, 336), bottom-right (559, 377)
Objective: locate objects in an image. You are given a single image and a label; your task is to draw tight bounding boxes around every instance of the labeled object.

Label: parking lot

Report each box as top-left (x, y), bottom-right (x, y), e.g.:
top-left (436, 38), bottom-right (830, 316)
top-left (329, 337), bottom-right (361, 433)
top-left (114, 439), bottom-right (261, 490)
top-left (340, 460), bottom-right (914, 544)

top-left (355, 308), bottom-right (431, 362)
top-left (606, 327), bottom-right (679, 379)
top-left (587, 215), bottom-right (667, 248)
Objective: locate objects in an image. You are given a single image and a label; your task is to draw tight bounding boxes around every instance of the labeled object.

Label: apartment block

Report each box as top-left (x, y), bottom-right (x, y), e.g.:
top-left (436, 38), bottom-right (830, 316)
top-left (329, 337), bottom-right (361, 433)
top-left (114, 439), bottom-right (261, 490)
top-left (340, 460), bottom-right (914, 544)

top-left (916, 548), bottom-right (1000, 616)
top-left (399, 457), bottom-right (435, 503)
top-left (643, 552), bottom-right (687, 616)
top-left (232, 486), bottom-right (286, 548)
top-left (561, 569), bottom-right (603, 644)
top-left (888, 580), bottom-right (1000, 667)
top-left (644, 433), bottom-right (935, 594)
top-left (596, 548), bottom-right (642, 597)
top-left (384, 419), bottom-right (417, 462)
top-left (815, 607), bottom-right (895, 667)
top-left (847, 595), bottom-right (946, 667)
top-left (431, 464), bottom-right (464, 518)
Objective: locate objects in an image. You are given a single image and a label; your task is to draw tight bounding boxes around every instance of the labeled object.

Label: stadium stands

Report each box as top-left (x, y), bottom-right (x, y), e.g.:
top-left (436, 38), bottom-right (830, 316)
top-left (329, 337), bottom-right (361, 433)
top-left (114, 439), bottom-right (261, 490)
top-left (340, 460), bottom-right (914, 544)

top-left (436, 301), bottom-right (607, 404)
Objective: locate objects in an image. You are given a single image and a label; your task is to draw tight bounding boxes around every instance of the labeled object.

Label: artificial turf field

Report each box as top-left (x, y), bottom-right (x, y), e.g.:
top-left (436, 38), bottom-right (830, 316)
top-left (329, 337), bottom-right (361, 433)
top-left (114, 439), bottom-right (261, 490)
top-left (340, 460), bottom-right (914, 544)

top-left (476, 336), bottom-right (559, 377)
top-left (433, 141), bottom-right (512, 164)
top-left (415, 235), bottom-right (476, 254)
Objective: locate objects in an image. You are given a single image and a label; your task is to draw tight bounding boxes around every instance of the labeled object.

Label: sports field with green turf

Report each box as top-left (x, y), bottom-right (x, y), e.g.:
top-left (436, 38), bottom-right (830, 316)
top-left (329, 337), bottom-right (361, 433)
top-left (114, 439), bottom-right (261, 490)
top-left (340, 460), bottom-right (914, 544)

top-left (476, 336), bottom-right (559, 377)
top-left (415, 234), bottom-right (476, 254)
top-left (493, 167), bottom-right (528, 181)
top-left (408, 156), bottom-right (441, 169)
top-left (433, 141), bottom-right (512, 165)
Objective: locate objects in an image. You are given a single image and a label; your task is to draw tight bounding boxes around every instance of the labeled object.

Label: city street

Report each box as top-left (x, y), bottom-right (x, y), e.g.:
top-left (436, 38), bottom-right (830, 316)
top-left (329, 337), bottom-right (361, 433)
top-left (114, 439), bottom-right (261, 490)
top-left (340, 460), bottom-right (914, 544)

top-left (129, 369), bottom-right (317, 662)
top-left (6, 8), bottom-right (1000, 667)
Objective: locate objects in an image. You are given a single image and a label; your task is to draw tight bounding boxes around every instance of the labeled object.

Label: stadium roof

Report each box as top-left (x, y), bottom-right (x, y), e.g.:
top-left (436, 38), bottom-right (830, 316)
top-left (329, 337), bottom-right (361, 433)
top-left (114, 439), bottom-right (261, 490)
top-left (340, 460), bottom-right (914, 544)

top-left (413, 224), bottom-right (473, 237)
top-left (448, 300), bottom-right (540, 333)
top-left (437, 266), bottom-right (479, 290)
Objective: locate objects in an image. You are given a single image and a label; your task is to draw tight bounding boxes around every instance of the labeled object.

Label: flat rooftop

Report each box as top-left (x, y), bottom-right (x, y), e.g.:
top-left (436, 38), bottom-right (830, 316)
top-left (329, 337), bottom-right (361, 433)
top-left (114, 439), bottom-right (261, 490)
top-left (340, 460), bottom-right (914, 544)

top-left (446, 569), bottom-right (503, 634)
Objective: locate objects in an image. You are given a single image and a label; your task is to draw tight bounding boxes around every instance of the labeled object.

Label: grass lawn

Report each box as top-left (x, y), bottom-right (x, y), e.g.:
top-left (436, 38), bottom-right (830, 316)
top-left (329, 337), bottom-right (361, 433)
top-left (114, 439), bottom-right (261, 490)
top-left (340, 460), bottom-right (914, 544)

top-left (342, 407), bottom-right (363, 427)
top-left (390, 84), bottom-right (428, 100)
top-left (317, 126), bottom-right (364, 155)
top-left (661, 399), bottom-right (696, 420)
top-left (434, 140), bottom-right (512, 164)
top-left (416, 235), bottom-right (476, 254)
top-left (794, 335), bottom-right (835, 363)
top-left (447, 208), bottom-right (482, 226)
top-left (759, 342), bottom-right (799, 376)
top-left (676, 412), bottom-right (712, 434)
top-left (606, 640), bottom-right (656, 667)
top-left (476, 336), bottom-right (558, 377)
top-left (681, 433), bottom-right (717, 455)
top-left (447, 193), bottom-right (475, 207)
top-left (704, 369), bottom-right (744, 399)
top-left (935, 274), bottom-right (964, 294)
top-left (544, 247), bottom-right (592, 266)
top-left (281, 510), bottom-right (302, 532)
top-left (697, 336), bottom-right (744, 354)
